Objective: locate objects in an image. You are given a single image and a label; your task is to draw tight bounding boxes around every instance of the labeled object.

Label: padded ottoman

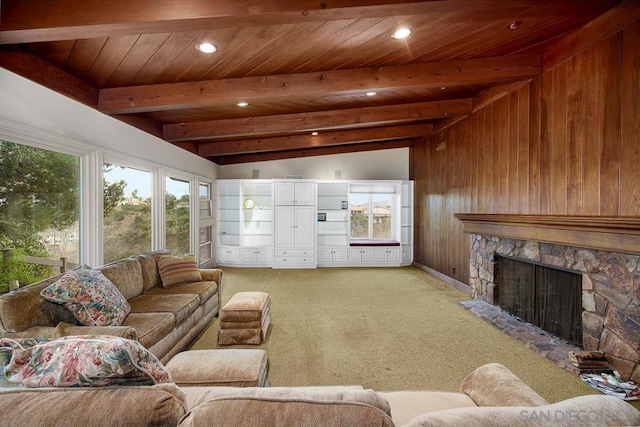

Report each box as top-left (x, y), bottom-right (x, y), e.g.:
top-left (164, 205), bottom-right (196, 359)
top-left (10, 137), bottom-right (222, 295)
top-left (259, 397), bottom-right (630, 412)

top-left (218, 292), bottom-right (271, 345)
top-left (165, 349), bottom-right (269, 387)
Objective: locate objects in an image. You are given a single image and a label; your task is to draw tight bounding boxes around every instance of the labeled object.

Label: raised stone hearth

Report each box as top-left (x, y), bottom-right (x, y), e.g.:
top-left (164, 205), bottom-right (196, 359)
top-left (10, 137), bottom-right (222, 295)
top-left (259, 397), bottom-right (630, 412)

top-left (468, 233), bottom-right (640, 381)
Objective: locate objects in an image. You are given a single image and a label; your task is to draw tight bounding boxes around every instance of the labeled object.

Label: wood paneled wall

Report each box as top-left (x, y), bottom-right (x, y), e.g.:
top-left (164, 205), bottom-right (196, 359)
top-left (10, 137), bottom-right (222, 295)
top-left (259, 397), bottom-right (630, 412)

top-left (411, 20), bottom-right (640, 285)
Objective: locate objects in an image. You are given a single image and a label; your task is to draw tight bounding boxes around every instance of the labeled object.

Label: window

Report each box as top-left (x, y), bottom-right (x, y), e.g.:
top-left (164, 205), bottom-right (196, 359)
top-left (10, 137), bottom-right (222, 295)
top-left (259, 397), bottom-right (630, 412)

top-left (198, 182), bottom-right (214, 266)
top-left (103, 164), bottom-right (152, 263)
top-left (0, 140), bottom-right (80, 293)
top-left (166, 176), bottom-right (191, 256)
top-left (350, 193), bottom-right (394, 241)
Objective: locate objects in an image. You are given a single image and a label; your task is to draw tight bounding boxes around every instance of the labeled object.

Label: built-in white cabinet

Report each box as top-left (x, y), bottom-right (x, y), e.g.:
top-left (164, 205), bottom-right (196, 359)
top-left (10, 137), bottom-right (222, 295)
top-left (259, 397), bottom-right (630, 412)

top-left (274, 182), bottom-right (315, 205)
top-left (374, 247), bottom-right (401, 262)
top-left (400, 181), bottom-right (413, 265)
top-left (349, 247), bottom-right (374, 262)
top-left (317, 182), bottom-right (349, 266)
top-left (217, 180), bottom-right (273, 266)
top-left (218, 247), bottom-right (240, 264)
top-left (216, 179), bottom-right (412, 269)
top-left (273, 181), bottom-right (317, 268)
top-left (274, 205), bottom-right (315, 248)
top-left (318, 248), bottom-right (348, 264)
top-left (348, 246), bottom-right (400, 264)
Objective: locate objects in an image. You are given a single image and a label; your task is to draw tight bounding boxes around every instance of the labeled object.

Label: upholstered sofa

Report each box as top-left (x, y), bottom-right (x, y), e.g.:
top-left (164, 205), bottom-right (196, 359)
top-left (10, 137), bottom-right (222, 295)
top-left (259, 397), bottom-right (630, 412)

top-left (1, 363), bottom-right (638, 426)
top-left (0, 251), bottom-right (222, 364)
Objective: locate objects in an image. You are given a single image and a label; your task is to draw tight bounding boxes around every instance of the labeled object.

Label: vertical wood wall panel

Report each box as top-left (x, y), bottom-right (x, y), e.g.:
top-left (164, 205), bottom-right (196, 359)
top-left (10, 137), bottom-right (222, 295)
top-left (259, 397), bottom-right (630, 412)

top-left (517, 85), bottom-right (530, 214)
top-left (411, 22), bottom-right (640, 284)
top-left (566, 54), bottom-right (584, 213)
top-left (620, 21), bottom-right (640, 215)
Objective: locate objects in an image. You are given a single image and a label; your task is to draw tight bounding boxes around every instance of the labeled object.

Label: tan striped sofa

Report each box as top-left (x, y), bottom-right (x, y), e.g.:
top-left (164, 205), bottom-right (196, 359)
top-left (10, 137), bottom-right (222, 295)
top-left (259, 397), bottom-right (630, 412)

top-left (1, 363), bottom-right (639, 426)
top-left (0, 251), bottom-right (222, 364)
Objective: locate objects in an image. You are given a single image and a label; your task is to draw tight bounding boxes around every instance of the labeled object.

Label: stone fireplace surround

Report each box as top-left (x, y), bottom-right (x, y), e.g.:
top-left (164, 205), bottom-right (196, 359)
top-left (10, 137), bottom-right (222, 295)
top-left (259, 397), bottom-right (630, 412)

top-left (455, 214), bottom-right (640, 382)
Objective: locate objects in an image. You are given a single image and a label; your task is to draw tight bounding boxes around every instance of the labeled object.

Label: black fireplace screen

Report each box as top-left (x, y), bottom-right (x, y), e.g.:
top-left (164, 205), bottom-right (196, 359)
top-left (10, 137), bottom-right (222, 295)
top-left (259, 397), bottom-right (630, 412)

top-left (496, 256), bottom-right (583, 346)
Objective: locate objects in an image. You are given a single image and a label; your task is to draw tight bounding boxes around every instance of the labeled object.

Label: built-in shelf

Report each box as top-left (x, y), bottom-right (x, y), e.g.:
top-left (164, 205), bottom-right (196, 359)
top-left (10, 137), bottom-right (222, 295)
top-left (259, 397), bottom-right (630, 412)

top-left (454, 214), bottom-right (640, 255)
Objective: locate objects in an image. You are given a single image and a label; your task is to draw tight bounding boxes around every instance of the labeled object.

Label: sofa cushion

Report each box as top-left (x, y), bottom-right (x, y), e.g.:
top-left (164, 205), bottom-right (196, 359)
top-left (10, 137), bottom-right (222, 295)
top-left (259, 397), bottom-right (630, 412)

top-left (135, 250), bottom-right (171, 292)
top-left (0, 383), bottom-right (186, 427)
top-left (4, 335), bottom-right (171, 387)
top-left (402, 395), bottom-right (640, 427)
top-left (145, 280), bottom-right (218, 305)
top-left (378, 391), bottom-right (477, 426)
top-left (128, 294), bottom-right (199, 325)
top-left (459, 363), bottom-right (548, 407)
top-left (180, 387), bottom-right (394, 427)
top-left (157, 254), bottom-right (202, 288)
top-left (40, 268), bottom-right (130, 326)
top-left (123, 312), bottom-right (175, 349)
top-left (98, 257), bottom-right (144, 300)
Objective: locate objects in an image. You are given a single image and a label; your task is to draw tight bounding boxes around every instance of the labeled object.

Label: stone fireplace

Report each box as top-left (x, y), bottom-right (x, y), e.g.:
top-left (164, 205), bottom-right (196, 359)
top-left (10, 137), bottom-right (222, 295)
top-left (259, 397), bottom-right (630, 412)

top-left (469, 234), bottom-right (640, 381)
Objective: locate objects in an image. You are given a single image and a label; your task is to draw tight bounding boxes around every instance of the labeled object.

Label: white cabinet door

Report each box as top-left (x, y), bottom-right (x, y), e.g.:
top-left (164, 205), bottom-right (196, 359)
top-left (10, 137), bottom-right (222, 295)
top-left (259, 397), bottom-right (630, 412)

top-left (332, 248), bottom-right (348, 262)
top-left (256, 249), bottom-right (272, 263)
top-left (374, 247), bottom-right (388, 262)
top-left (241, 248), bottom-right (257, 263)
top-left (274, 182), bottom-right (315, 205)
top-left (402, 245), bottom-right (412, 262)
top-left (274, 182), bottom-right (295, 205)
top-left (374, 247), bottom-right (401, 262)
top-left (350, 247), bottom-right (374, 262)
top-left (218, 247), bottom-right (240, 263)
top-left (274, 206), bottom-right (295, 247)
top-left (387, 247), bottom-right (401, 262)
top-left (275, 205), bottom-right (314, 248)
top-left (294, 205), bottom-right (315, 247)
top-left (294, 182), bottom-right (316, 205)
top-left (318, 248), bottom-right (333, 263)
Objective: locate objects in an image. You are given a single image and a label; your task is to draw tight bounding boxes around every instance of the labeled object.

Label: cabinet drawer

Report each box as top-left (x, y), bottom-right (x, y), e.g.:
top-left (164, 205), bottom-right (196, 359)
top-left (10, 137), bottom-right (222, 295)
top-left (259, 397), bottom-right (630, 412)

top-left (274, 249), bottom-right (314, 256)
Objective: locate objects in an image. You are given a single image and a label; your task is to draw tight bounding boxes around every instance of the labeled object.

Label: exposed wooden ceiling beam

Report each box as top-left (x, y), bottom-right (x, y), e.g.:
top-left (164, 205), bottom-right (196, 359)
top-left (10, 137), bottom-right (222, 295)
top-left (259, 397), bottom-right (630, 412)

top-left (164, 99), bottom-right (470, 142)
top-left (198, 124), bottom-right (432, 157)
top-left (544, 0), bottom-right (640, 68)
top-left (212, 139), bottom-right (417, 165)
top-left (0, 1), bottom-right (581, 44)
top-left (0, 50), bottom-right (98, 106)
top-left (432, 79), bottom-right (533, 134)
top-left (472, 79), bottom-right (532, 112)
top-left (99, 55), bottom-right (541, 114)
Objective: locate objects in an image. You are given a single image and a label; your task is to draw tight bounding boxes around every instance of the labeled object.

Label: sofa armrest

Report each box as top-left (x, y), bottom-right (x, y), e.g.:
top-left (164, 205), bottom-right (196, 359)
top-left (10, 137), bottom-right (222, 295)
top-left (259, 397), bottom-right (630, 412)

top-left (459, 363), bottom-right (548, 407)
top-left (54, 322), bottom-right (139, 340)
top-left (402, 395), bottom-right (640, 427)
top-left (0, 326), bottom-right (60, 340)
top-left (199, 269), bottom-right (223, 303)
top-left (0, 323), bottom-right (138, 341)
top-left (199, 269), bottom-right (222, 283)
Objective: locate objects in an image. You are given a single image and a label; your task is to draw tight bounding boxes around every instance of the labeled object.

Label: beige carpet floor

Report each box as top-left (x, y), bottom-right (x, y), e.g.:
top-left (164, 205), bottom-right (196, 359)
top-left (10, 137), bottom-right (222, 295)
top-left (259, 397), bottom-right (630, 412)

top-left (189, 266), bottom-right (600, 403)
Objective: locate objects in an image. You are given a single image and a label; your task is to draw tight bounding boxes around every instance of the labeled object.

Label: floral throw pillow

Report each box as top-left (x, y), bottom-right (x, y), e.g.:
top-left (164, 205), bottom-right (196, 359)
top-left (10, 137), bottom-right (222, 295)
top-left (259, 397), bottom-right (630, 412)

top-left (40, 267), bottom-right (131, 326)
top-left (157, 254), bottom-right (202, 288)
top-left (3, 335), bottom-right (171, 387)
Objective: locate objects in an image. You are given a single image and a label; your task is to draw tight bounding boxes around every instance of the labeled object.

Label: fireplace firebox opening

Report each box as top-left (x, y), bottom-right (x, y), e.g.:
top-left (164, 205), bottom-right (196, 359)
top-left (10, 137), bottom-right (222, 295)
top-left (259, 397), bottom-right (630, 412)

top-left (496, 255), bottom-right (583, 346)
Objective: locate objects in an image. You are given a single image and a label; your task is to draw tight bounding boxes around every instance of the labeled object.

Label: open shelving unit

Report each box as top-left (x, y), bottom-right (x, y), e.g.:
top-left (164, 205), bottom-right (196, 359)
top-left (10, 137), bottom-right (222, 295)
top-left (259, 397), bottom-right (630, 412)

top-left (317, 182), bottom-right (349, 265)
top-left (217, 180), bottom-right (273, 266)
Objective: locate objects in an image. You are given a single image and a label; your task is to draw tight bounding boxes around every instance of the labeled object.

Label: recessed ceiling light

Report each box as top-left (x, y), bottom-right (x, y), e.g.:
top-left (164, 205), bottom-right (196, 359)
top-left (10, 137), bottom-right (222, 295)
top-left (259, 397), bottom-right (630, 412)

top-left (366, 91), bottom-right (377, 96)
top-left (311, 131), bottom-right (319, 136)
top-left (196, 42), bottom-right (217, 54)
top-left (440, 86), bottom-right (446, 90)
top-left (237, 102), bottom-right (249, 107)
top-left (508, 21), bottom-right (522, 30)
top-left (392, 28), bottom-right (412, 40)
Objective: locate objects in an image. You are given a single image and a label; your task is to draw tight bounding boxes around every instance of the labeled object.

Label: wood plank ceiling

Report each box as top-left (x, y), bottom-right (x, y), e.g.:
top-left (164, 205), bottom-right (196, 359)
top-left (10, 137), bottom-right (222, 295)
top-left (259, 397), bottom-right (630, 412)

top-left (0, 0), bottom-right (620, 164)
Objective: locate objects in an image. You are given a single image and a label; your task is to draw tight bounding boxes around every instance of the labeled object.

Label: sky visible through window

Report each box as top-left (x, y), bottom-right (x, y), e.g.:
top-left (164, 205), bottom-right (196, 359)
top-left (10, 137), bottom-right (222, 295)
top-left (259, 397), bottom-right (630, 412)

top-left (103, 167), bottom-right (188, 198)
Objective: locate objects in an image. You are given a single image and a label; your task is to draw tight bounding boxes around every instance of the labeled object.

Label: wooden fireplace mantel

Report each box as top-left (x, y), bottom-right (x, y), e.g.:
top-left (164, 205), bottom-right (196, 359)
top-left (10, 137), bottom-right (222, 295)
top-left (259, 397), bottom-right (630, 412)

top-left (454, 214), bottom-right (640, 255)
